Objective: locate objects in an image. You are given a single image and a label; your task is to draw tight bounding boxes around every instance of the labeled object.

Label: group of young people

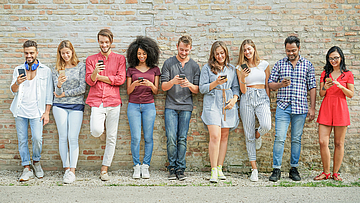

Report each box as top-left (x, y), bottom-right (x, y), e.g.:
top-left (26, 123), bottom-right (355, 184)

top-left (10, 29), bottom-right (354, 184)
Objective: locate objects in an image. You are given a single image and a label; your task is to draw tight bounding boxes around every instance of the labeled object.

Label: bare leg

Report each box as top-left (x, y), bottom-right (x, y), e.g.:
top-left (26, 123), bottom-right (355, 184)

top-left (101, 165), bottom-right (108, 173)
top-left (208, 125), bottom-right (221, 169)
top-left (217, 128), bottom-right (229, 166)
top-left (318, 124), bottom-right (332, 174)
top-left (333, 126), bottom-right (347, 174)
top-left (250, 161), bottom-right (257, 169)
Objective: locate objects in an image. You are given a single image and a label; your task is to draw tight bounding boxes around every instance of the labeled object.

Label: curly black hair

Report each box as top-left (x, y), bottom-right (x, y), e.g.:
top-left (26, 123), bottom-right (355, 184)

top-left (126, 36), bottom-right (160, 68)
top-left (323, 46), bottom-right (348, 83)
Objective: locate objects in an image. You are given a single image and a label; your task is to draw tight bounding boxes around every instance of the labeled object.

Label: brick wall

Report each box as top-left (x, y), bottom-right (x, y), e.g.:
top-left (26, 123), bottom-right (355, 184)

top-left (0, 0), bottom-right (359, 173)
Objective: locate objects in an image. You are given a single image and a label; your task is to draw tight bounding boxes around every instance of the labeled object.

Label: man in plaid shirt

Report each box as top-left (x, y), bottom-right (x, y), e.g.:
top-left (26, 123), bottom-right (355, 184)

top-left (268, 36), bottom-right (316, 182)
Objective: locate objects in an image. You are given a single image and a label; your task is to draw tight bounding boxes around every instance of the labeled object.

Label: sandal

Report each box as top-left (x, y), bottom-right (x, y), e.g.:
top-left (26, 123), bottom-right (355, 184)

top-left (314, 172), bottom-right (331, 181)
top-left (332, 173), bottom-right (343, 181)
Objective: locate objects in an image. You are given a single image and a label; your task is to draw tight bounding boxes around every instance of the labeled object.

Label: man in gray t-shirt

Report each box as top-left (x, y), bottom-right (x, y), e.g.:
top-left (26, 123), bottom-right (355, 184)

top-left (161, 36), bottom-right (200, 181)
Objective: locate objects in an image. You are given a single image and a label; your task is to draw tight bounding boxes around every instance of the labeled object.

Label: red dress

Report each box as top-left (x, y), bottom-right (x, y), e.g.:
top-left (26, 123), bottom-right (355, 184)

top-left (317, 71), bottom-right (354, 126)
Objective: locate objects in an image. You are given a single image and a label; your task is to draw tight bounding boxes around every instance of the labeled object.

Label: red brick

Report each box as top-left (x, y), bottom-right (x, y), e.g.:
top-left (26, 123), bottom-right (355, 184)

top-left (125, 0), bottom-right (137, 3)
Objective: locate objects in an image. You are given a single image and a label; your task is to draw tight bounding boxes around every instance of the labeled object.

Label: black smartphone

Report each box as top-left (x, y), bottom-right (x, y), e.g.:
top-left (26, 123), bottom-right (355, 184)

top-left (98, 60), bottom-right (104, 70)
top-left (18, 69), bottom-right (26, 77)
top-left (241, 64), bottom-right (249, 70)
top-left (220, 75), bottom-right (227, 80)
top-left (138, 77), bottom-right (144, 82)
top-left (179, 74), bottom-right (186, 79)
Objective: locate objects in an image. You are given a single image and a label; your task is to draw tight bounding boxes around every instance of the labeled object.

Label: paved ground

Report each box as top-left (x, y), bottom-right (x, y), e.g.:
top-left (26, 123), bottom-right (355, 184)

top-left (1, 169), bottom-right (359, 202)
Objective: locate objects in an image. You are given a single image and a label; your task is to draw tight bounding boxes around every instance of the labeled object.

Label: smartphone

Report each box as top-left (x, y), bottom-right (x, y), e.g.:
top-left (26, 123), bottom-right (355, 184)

top-left (220, 75), bottom-right (227, 80)
top-left (325, 78), bottom-right (332, 82)
top-left (98, 60), bottom-right (104, 70)
top-left (240, 64), bottom-right (249, 70)
top-left (138, 77), bottom-right (144, 82)
top-left (179, 74), bottom-right (186, 79)
top-left (18, 69), bottom-right (26, 78)
top-left (225, 101), bottom-right (230, 106)
top-left (284, 76), bottom-right (291, 81)
top-left (59, 70), bottom-right (65, 77)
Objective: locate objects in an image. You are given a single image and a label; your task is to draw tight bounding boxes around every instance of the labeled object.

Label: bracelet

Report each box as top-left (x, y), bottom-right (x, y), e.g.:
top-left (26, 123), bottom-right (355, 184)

top-left (16, 80), bottom-right (19, 86)
top-left (322, 86), bottom-right (326, 91)
top-left (240, 80), bottom-right (246, 85)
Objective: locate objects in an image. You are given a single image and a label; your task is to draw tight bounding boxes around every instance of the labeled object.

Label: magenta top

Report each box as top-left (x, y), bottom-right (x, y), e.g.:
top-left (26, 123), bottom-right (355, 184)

top-left (126, 66), bottom-right (161, 104)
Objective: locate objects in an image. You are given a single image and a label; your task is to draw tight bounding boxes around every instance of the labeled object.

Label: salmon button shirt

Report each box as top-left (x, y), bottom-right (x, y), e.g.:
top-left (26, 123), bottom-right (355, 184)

top-left (85, 52), bottom-right (126, 107)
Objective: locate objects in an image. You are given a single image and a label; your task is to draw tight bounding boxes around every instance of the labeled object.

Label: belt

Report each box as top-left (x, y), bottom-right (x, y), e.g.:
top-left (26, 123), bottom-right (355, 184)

top-left (215, 88), bottom-right (230, 121)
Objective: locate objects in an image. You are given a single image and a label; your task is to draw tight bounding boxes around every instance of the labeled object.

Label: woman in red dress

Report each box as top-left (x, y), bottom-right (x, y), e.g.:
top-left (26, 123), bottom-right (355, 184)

top-left (314, 46), bottom-right (354, 181)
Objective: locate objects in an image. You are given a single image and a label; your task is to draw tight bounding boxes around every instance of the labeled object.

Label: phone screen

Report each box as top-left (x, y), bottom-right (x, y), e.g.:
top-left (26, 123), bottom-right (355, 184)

top-left (18, 69), bottom-right (26, 77)
top-left (241, 64), bottom-right (248, 70)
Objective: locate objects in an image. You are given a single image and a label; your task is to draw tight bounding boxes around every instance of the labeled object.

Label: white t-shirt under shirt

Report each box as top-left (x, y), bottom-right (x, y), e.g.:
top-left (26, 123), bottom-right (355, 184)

top-left (17, 76), bottom-right (41, 119)
top-left (236, 60), bottom-right (269, 86)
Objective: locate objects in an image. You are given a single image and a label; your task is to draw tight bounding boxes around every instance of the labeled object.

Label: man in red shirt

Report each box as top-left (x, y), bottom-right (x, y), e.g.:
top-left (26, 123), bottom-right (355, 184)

top-left (85, 29), bottom-right (126, 181)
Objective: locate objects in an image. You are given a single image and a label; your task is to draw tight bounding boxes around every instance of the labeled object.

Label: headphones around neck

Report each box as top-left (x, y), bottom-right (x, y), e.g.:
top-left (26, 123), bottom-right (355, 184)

top-left (25, 60), bottom-right (39, 71)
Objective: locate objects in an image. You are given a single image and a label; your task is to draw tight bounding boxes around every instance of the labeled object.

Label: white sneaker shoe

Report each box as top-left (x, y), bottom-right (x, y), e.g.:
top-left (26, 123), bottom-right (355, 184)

top-left (63, 169), bottom-right (70, 183)
top-left (19, 168), bottom-right (34, 182)
top-left (33, 162), bottom-right (44, 178)
top-left (64, 170), bottom-right (76, 184)
top-left (141, 164), bottom-right (150, 179)
top-left (133, 164), bottom-right (141, 179)
top-left (209, 167), bottom-right (218, 183)
top-left (100, 171), bottom-right (110, 181)
top-left (217, 165), bottom-right (226, 180)
top-left (255, 136), bottom-right (262, 150)
top-left (250, 169), bottom-right (259, 182)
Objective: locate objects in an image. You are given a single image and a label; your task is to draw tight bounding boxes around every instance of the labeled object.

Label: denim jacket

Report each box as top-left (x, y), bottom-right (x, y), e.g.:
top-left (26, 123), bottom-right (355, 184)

top-left (10, 61), bottom-right (53, 117)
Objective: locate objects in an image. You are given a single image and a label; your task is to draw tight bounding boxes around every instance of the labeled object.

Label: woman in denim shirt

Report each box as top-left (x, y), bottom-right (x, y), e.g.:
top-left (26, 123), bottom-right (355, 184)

top-left (199, 41), bottom-right (240, 183)
top-left (126, 36), bottom-right (160, 179)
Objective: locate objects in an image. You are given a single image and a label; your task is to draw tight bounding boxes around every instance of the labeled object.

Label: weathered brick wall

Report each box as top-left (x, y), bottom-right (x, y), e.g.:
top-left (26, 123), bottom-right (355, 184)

top-left (1, 0), bottom-right (359, 173)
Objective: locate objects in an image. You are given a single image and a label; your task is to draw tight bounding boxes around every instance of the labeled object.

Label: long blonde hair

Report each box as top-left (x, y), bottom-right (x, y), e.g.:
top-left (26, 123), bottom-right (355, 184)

top-left (237, 39), bottom-right (260, 67)
top-left (56, 40), bottom-right (79, 71)
top-left (208, 41), bottom-right (230, 75)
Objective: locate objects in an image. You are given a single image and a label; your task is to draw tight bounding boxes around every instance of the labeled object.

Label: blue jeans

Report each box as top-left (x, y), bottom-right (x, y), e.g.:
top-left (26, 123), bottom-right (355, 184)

top-left (53, 106), bottom-right (83, 168)
top-left (127, 103), bottom-right (156, 166)
top-left (272, 105), bottom-right (307, 169)
top-left (165, 108), bottom-right (192, 170)
top-left (15, 116), bottom-right (43, 166)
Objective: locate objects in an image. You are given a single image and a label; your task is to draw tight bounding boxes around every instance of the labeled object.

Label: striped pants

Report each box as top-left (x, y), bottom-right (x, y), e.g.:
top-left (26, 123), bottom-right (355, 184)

top-left (240, 87), bottom-right (271, 161)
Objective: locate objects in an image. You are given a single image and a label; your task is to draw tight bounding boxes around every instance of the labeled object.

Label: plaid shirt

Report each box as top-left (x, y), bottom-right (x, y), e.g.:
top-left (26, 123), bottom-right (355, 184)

top-left (268, 55), bottom-right (316, 114)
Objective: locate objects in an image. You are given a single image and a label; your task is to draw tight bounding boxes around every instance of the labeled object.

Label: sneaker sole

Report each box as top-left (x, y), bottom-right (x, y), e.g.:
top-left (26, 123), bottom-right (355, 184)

top-left (218, 176), bottom-right (226, 180)
top-left (178, 177), bottom-right (187, 181)
top-left (168, 177), bottom-right (177, 180)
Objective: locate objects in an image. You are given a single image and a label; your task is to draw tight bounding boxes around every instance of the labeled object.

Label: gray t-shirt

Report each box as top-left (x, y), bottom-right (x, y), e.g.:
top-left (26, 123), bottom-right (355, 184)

top-left (161, 56), bottom-right (200, 111)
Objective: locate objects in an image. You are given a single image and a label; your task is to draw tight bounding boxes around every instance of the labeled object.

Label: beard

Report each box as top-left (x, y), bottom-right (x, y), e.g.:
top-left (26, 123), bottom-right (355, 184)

top-left (100, 46), bottom-right (111, 54)
top-left (26, 58), bottom-right (36, 64)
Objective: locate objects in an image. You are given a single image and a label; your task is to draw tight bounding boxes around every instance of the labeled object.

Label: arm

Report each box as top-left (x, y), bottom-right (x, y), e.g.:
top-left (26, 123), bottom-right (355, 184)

top-left (85, 57), bottom-right (98, 86)
top-left (41, 104), bottom-right (52, 126)
top-left (265, 65), bottom-right (270, 97)
top-left (65, 63), bottom-right (86, 97)
top-left (236, 67), bottom-right (250, 94)
top-left (106, 56), bottom-right (126, 86)
top-left (151, 76), bottom-right (160, 95)
top-left (307, 87), bottom-right (316, 121)
top-left (127, 77), bottom-right (139, 95)
top-left (180, 78), bottom-right (199, 94)
top-left (10, 67), bottom-right (26, 94)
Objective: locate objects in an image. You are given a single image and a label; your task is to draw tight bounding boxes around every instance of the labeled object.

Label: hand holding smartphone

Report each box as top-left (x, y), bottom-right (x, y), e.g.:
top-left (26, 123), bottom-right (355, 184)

top-left (98, 60), bottom-right (105, 70)
top-left (59, 70), bottom-right (65, 77)
top-left (220, 75), bottom-right (227, 80)
top-left (325, 78), bottom-right (332, 83)
top-left (18, 69), bottom-right (26, 78)
top-left (283, 76), bottom-right (291, 81)
top-left (179, 74), bottom-right (186, 80)
top-left (241, 64), bottom-right (251, 73)
top-left (138, 77), bottom-right (144, 82)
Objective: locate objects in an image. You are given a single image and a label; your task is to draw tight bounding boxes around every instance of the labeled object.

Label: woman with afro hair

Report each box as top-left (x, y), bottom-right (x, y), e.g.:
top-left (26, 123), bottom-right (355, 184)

top-left (126, 36), bottom-right (161, 179)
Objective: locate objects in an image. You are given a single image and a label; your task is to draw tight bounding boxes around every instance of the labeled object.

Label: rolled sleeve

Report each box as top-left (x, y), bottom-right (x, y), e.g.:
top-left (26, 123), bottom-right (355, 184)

top-left (45, 68), bottom-right (54, 105)
top-left (85, 57), bottom-right (97, 86)
top-left (10, 66), bottom-right (20, 95)
top-left (268, 62), bottom-right (280, 84)
top-left (199, 64), bottom-right (211, 94)
top-left (108, 56), bottom-right (126, 86)
top-left (161, 61), bottom-right (170, 83)
top-left (192, 65), bottom-right (200, 86)
top-left (306, 63), bottom-right (317, 90)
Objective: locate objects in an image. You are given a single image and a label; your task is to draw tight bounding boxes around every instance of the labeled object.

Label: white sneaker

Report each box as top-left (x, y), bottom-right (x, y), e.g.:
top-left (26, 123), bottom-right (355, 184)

top-left (217, 165), bottom-right (226, 180)
top-left (63, 169), bottom-right (70, 183)
top-left (141, 164), bottom-right (150, 179)
top-left (133, 164), bottom-right (141, 179)
top-left (33, 162), bottom-right (44, 178)
top-left (100, 171), bottom-right (110, 181)
top-left (19, 168), bottom-right (34, 182)
top-left (250, 169), bottom-right (259, 182)
top-left (255, 136), bottom-right (262, 150)
top-left (64, 170), bottom-right (76, 184)
top-left (209, 167), bottom-right (218, 183)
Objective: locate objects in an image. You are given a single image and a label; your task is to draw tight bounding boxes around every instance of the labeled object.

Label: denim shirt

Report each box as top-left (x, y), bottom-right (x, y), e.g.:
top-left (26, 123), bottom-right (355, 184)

top-left (10, 61), bottom-right (53, 118)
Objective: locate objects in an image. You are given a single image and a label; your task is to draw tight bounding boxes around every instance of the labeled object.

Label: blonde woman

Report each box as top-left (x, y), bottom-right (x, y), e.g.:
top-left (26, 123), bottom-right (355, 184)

top-left (236, 39), bottom-right (271, 182)
top-left (52, 40), bottom-right (86, 184)
top-left (199, 41), bottom-right (239, 183)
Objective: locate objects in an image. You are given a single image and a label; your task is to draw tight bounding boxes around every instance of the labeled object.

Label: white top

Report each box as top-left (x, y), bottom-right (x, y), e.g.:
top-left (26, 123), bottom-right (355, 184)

top-left (17, 76), bottom-right (41, 118)
top-left (236, 60), bottom-right (269, 86)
